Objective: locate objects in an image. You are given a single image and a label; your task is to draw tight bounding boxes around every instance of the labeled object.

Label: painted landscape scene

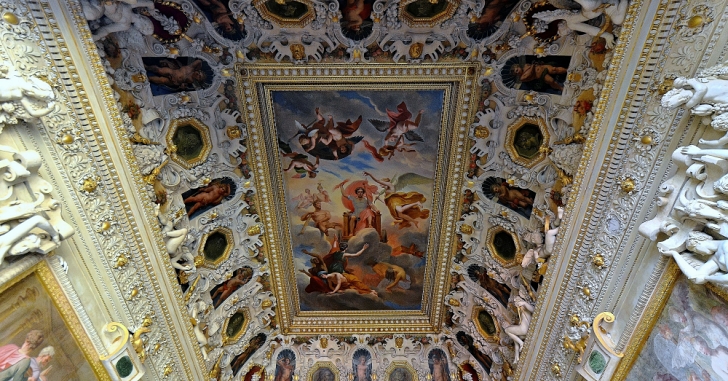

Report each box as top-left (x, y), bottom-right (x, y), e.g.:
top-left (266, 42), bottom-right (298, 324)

top-left (271, 89), bottom-right (445, 311)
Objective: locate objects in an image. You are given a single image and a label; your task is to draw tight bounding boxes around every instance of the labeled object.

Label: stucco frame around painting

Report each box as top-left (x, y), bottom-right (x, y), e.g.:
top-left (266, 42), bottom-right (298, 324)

top-left (238, 64), bottom-right (479, 334)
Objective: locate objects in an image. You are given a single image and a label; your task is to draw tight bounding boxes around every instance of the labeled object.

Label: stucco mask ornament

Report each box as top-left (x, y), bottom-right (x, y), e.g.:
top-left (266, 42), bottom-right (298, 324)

top-left (661, 65), bottom-right (728, 146)
top-left (0, 63), bottom-right (56, 131)
top-left (290, 44), bottom-right (306, 61)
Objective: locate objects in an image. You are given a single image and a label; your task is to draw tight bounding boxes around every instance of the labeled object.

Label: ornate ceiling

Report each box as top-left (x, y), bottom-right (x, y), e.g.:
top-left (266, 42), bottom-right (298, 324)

top-left (75, 0), bottom-right (619, 377)
top-left (1, 0), bottom-right (727, 379)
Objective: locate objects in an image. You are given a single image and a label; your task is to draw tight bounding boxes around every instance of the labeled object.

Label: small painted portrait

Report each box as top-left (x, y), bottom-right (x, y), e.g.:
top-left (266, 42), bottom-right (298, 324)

top-left (264, 0), bottom-right (310, 19)
top-left (182, 177), bottom-right (237, 218)
top-left (513, 123), bottom-right (544, 160)
top-left (501, 56), bottom-right (571, 95)
top-left (142, 56), bottom-right (214, 95)
top-left (481, 177), bottom-right (535, 219)
top-left (312, 366), bottom-right (336, 381)
top-left (467, 265), bottom-right (511, 307)
top-left (491, 230), bottom-right (517, 261)
top-left (404, 0), bottom-right (449, 19)
top-left (192, 0), bottom-right (246, 40)
top-left (274, 350), bottom-right (296, 381)
top-left (210, 266), bottom-right (254, 308)
top-left (388, 367), bottom-right (413, 381)
top-left (352, 349), bottom-right (372, 381)
top-left (476, 309), bottom-right (498, 337)
top-left (224, 311), bottom-right (248, 341)
top-left (428, 349), bottom-right (450, 381)
top-left (467, 0), bottom-right (519, 41)
top-left (338, 0), bottom-right (375, 41)
top-left (230, 333), bottom-right (267, 375)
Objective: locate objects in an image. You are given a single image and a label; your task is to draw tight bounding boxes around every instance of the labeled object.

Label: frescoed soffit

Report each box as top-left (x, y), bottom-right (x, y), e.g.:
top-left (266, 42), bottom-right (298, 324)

top-left (83, 0), bottom-right (626, 378)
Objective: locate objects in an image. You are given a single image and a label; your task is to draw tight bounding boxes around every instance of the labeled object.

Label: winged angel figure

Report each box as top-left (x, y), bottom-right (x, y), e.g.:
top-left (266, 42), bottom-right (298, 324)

top-left (364, 102), bottom-right (424, 161)
top-left (364, 171), bottom-right (431, 229)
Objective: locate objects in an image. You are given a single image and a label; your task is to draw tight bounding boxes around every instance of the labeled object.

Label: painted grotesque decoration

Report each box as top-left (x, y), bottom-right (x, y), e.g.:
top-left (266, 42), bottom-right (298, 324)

top-left (501, 55), bottom-right (571, 94)
top-left (142, 57), bottom-right (214, 95)
top-left (192, 0), bottom-right (246, 40)
top-left (481, 177), bottom-right (535, 219)
top-left (338, 0), bottom-right (375, 40)
top-left (352, 349), bottom-right (372, 381)
top-left (466, 0), bottom-right (520, 41)
top-left (182, 177), bottom-right (237, 218)
top-left (210, 266), bottom-right (253, 308)
top-left (230, 333), bottom-right (267, 375)
top-left (274, 350), bottom-right (296, 381)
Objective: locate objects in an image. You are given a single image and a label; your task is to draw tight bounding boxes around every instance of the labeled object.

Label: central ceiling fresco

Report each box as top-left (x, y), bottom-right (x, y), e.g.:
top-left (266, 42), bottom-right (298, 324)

top-left (241, 65), bottom-right (477, 333)
top-left (78, 0), bottom-right (628, 378)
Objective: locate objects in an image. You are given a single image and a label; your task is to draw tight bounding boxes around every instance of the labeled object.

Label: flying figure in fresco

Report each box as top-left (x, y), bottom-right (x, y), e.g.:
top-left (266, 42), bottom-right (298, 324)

top-left (365, 102), bottom-right (424, 161)
top-left (291, 107), bottom-right (364, 160)
top-left (364, 171), bottom-right (431, 229)
top-left (279, 140), bottom-right (319, 178)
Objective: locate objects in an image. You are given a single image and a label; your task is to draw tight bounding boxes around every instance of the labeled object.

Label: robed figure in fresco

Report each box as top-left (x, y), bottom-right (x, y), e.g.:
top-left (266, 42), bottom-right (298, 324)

top-left (300, 236), bottom-right (374, 295)
top-left (337, 179), bottom-right (379, 235)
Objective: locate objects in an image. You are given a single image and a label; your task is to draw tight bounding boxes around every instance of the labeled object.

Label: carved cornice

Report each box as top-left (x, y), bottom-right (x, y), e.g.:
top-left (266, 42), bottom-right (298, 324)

top-left (520, 0), bottom-right (728, 379)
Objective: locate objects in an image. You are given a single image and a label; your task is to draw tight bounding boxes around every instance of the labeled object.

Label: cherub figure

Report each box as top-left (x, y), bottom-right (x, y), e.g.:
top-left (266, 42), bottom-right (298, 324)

top-left (369, 102), bottom-right (425, 146)
top-left (293, 189), bottom-right (315, 209)
top-left (183, 181), bottom-right (232, 216)
top-left (510, 63), bottom-right (568, 92)
top-left (294, 107), bottom-right (363, 160)
top-left (145, 59), bottom-right (207, 91)
top-left (279, 140), bottom-right (319, 178)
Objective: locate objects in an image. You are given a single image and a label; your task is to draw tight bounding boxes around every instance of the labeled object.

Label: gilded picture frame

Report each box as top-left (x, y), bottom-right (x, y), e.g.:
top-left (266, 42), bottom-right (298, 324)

top-left (0, 257), bottom-right (110, 380)
top-left (307, 361), bottom-right (339, 381)
top-left (384, 361), bottom-right (417, 381)
top-left (237, 63), bottom-right (479, 335)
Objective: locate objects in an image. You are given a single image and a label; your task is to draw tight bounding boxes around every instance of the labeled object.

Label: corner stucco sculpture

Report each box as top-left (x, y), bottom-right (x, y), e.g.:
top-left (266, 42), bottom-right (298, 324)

top-left (0, 146), bottom-right (74, 264)
top-left (0, 62), bottom-right (56, 130)
top-left (81, 0), bottom-right (155, 41)
top-left (640, 61), bottom-right (728, 286)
